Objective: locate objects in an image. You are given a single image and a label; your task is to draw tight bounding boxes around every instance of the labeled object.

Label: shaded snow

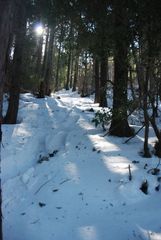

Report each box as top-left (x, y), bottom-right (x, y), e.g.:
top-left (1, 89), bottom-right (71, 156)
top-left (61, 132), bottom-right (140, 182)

top-left (2, 90), bottom-right (161, 240)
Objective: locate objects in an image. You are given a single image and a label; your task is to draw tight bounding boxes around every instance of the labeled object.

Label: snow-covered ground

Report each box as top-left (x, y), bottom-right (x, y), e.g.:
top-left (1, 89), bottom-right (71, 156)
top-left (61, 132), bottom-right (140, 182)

top-left (2, 90), bottom-right (161, 240)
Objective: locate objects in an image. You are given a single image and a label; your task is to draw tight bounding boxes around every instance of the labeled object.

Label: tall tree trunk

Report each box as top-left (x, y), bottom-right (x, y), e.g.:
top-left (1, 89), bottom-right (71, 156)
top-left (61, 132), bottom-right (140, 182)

top-left (41, 27), bottom-right (49, 78)
top-left (4, 35), bottom-right (14, 92)
top-left (95, 0), bottom-right (108, 106)
top-left (69, 52), bottom-right (74, 89)
top-left (44, 26), bottom-right (55, 95)
top-left (131, 41), bottom-right (144, 107)
top-left (0, 0), bottom-right (14, 122)
top-left (65, 48), bottom-right (72, 90)
top-left (142, 17), bottom-right (155, 158)
top-left (143, 67), bottom-right (151, 157)
top-left (94, 56), bottom-right (100, 103)
top-left (129, 66), bottom-right (136, 101)
top-left (4, 1), bottom-right (26, 124)
top-left (35, 36), bottom-right (43, 82)
top-left (109, 0), bottom-right (133, 137)
top-left (55, 41), bottom-right (62, 91)
top-left (99, 52), bottom-right (107, 107)
top-left (0, 1), bottom-right (15, 239)
top-left (81, 52), bottom-right (88, 97)
top-left (72, 51), bottom-right (79, 92)
top-left (65, 22), bottom-right (73, 90)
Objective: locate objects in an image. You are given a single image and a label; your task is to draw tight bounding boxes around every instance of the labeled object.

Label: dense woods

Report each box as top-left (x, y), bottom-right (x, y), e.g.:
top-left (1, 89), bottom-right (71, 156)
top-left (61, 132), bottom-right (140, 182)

top-left (1, 0), bottom-right (161, 152)
top-left (1, 1), bottom-right (161, 239)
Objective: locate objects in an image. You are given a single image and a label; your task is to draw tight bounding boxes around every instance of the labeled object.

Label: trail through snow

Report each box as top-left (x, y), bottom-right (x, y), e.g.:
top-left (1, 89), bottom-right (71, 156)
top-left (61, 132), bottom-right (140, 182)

top-left (2, 90), bottom-right (161, 240)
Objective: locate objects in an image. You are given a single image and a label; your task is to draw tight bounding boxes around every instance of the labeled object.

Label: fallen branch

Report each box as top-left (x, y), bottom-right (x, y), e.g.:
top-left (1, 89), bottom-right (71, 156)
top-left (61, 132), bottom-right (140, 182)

top-left (124, 124), bottom-right (145, 144)
top-left (30, 219), bottom-right (40, 224)
top-left (147, 158), bottom-right (161, 175)
top-left (59, 178), bottom-right (71, 185)
top-left (128, 164), bottom-right (132, 181)
top-left (156, 158), bottom-right (161, 168)
top-left (34, 179), bottom-right (51, 195)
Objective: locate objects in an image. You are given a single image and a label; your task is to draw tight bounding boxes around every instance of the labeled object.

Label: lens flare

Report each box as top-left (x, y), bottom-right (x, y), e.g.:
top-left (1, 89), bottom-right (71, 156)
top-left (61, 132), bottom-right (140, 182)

top-left (35, 24), bottom-right (44, 36)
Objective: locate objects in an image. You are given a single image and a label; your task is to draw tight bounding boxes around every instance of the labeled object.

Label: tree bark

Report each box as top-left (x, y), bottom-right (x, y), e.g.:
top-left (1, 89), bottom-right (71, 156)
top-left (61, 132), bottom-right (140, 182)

top-left (41, 27), bottom-right (49, 78)
top-left (72, 51), bottom-right (79, 92)
top-left (143, 76), bottom-right (151, 158)
top-left (0, 0), bottom-right (14, 122)
top-left (44, 26), bottom-right (55, 95)
top-left (65, 48), bottom-right (72, 90)
top-left (4, 0), bottom-right (26, 124)
top-left (65, 22), bottom-right (73, 90)
top-left (129, 66), bottom-right (136, 101)
top-left (81, 52), bottom-right (88, 97)
top-left (55, 40), bottom-right (62, 91)
top-left (109, 0), bottom-right (133, 137)
top-left (94, 56), bottom-right (100, 103)
top-left (99, 52), bottom-right (107, 107)
top-left (35, 36), bottom-right (43, 82)
top-left (0, 1), bottom-right (15, 239)
top-left (69, 52), bottom-right (74, 89)
top-left (142, 48), bottom-right (151, 157)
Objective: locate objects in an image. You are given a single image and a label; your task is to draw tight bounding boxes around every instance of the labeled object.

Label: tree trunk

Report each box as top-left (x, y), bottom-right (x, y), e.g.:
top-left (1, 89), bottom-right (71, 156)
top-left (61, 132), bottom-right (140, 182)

top-left (72, 51), bottom-right (79, 92)
top-left (55, 41), bottom-right (62, 91)
top-left (4, 1), bottom-right (26, 124)
top-left (65, 48), bottom-right (72, 90)
top-left (0, 111), bottom-right (2, 239)
top-left (81, 52), bottom-right (88, 97)
top-left (0, 0), bottom-right (14, 122)
top-left (94, 56), bottom-right (100, 103)
top-left (41, 27), bottom-right (49, 78)
top-left (142, 52), bottom-right (151, 157)
top-left (65, 22), bottom-right (73, 90)
top-left (109, 0), bottom-right (133, 137)
top-left (149, 114), bottom-right (161, 157)
top-left (0, 1), bottom-right (15, 239)
top-left (143, 82), bottom-right (151, 158)
top-left (142, 15), bottom-right (156, 157)
top-left (44, 26), bottom-right (55, 95)
top-left (69, 52), bottom-right (74, 89)
top-left (129, 66), bottom-right (136, 101)
top-left (35, 36), bottom-right (43, 82)
top-left (99, 52), bottom-right (107, 107)
top-left (38, 81), bottom-right (45, 98)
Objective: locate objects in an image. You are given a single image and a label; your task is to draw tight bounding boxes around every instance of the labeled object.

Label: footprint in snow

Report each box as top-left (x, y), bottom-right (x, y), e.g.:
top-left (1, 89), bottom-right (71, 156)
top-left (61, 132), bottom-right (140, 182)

top-left (21, 167), bottom-right (35, 186)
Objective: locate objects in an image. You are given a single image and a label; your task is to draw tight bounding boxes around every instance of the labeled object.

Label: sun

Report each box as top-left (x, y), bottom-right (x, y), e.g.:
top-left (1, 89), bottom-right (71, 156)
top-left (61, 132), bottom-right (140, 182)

top-left (35, 24), bottom-right (44, 36)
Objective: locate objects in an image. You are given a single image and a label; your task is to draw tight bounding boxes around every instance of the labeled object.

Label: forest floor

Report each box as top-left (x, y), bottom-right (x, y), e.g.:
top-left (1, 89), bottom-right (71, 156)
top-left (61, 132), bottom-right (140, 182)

top-left (2, 90), bottom-right (161, 240)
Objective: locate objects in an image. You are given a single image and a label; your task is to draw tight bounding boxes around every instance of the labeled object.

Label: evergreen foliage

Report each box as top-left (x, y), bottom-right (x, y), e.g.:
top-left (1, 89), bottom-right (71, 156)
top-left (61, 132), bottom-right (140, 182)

top-left (92, 109), bottom-right (111, 131)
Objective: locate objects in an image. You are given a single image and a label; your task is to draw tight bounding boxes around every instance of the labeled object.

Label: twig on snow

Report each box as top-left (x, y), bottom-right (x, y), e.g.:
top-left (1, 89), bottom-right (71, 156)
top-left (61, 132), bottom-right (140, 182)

top-left (124, 124), bottom-right (145, 144)
top-left (59, 178), bottom-right (71, 185)
top-left (128, 164), bottom-right (132, 181)
top-left (34, 179), bottom-right (51, 195)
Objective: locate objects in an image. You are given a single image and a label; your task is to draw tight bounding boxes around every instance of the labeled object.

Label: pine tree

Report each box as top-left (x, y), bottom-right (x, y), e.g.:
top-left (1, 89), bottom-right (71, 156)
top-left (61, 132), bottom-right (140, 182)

top-left (109, 0), bottom-right (134, 137)
top-left (4, 0), bottom-right (27, 124)
top-left (0, 1), bottom-right (15, 238)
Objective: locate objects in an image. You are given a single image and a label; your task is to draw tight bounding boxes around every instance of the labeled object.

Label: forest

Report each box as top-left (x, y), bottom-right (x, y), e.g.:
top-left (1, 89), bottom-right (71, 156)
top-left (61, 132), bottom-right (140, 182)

top-left (1, 0), bottom-right (161, 240)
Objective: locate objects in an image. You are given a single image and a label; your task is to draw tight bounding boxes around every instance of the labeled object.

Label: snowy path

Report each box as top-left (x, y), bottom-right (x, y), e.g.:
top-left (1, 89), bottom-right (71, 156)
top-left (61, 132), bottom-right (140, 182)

top-left (2, 91), bottom-right (161, 240)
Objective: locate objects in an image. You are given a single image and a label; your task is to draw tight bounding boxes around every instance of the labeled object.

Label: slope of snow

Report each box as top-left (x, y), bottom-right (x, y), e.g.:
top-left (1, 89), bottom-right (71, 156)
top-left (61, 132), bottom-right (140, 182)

top-left (2, 90), bottom-right (161, 240)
